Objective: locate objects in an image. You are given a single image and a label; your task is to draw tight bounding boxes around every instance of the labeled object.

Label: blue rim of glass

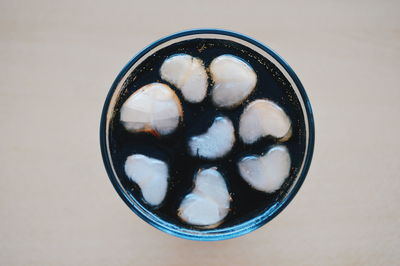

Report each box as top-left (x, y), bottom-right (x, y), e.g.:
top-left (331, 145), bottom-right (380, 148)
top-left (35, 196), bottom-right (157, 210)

top-left (100, 29), bottom-right (315, 241)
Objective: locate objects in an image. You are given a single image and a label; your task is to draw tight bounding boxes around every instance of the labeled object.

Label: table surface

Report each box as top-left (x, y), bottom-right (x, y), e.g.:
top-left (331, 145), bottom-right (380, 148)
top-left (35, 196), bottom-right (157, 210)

top-left (1, 0), bottom-right (399, 265)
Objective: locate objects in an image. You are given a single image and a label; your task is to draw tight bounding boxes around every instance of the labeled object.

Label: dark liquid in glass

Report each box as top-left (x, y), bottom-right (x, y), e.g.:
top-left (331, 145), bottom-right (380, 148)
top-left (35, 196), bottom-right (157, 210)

top-left (108, 38), bottom-right (306, 229)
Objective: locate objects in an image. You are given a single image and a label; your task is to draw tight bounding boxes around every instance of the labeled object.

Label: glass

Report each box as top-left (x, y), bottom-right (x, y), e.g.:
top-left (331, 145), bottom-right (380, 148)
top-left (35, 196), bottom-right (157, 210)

top-left (100, 29), bottom-right (315, 241)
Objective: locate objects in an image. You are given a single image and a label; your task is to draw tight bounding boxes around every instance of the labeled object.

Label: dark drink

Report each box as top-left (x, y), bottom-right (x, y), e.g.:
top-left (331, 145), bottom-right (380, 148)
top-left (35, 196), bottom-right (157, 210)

top-left (100, 30), bottom-right (314, 240)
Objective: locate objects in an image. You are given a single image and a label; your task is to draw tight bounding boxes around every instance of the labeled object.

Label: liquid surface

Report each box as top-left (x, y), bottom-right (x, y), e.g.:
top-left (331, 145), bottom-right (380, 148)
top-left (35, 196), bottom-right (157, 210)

top-left (108, 38), bottom-right (306, 229)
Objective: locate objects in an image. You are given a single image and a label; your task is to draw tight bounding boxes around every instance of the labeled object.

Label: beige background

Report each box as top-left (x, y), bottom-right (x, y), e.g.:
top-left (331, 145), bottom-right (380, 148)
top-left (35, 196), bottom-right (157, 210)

top-left (1, 0), bottom-right (399, 265)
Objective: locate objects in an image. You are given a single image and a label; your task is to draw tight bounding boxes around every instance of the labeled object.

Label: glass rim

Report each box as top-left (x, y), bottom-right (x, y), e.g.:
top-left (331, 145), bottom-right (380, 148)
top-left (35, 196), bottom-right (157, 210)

top-left (100, 28), bottom-right (315, 241)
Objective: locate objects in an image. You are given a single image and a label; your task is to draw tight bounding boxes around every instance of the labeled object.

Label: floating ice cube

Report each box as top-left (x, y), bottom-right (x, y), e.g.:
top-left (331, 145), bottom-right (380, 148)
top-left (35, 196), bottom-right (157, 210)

top-left (238, 145), bottom-right (291, 193)
top-left (120, 83), bottom-right (182, 135)
top-left (160, 54), bottom-right (208, 103)
top-left (124, 154), bottom-right (169, 206)
top-left (239, 99), bottom-right (291, 144)
top-left (210, 54), bottom-right (257, 108)
top-left (188, 116), bottom-right (235, 159)
top-left (178, 167), bottom-right (231, 227)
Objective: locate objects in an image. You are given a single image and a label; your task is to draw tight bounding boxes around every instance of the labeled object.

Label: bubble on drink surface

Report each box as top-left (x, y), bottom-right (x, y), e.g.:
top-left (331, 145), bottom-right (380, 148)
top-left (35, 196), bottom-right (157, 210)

top-left (239, 99), bottom-right (291, 144)
top-left (120, 83), bottom-right (182, 136)
top-left (160, 54), bottom-right (208, 103)
top-left (238, 145), bottom-right (291, 193)
top-left (210, 54), bottom-right (257, 108)
top-left (188, 116), bottom-right (235, 159)
top-left (178, 167), bottom-right (231, 227)
top-left (124, 154), bottom-right (169, 206)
